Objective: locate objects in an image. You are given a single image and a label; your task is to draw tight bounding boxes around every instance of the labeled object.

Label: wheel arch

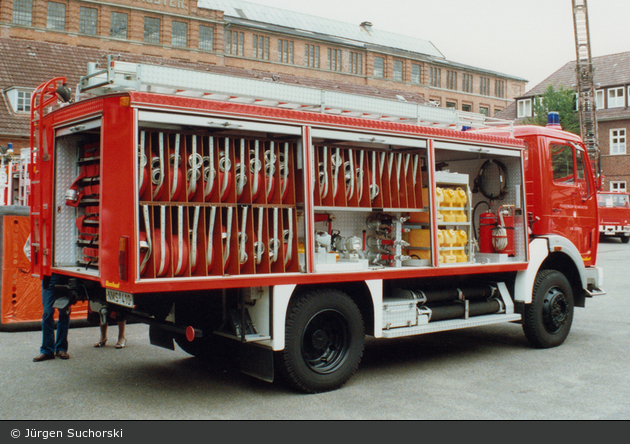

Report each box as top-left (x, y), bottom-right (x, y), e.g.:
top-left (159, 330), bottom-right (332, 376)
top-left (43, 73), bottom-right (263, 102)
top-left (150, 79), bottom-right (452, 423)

top-left (515, 236), bottom-right (587, 307)
top-left (271, 280), bottom-right (377, 351)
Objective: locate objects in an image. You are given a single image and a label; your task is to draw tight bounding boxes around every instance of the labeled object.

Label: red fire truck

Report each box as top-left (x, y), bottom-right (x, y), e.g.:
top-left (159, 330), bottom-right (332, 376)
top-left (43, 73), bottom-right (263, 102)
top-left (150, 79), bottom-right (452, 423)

top-left (597, 191), bottom-right (630, 243)
top-left (28, 57), bottom-right (604, 393)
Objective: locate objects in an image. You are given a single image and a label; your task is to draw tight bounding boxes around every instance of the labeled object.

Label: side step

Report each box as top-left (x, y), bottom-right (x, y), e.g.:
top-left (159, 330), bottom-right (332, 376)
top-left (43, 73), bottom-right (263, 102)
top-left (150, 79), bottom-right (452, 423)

top-left (381, 313), bottom-right (522, 339)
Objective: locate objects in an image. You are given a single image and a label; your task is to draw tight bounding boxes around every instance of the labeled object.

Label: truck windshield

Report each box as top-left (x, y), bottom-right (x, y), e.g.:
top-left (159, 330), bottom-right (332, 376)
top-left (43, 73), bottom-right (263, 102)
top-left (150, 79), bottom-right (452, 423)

top-left (598, 194), bottom-right (630, 207)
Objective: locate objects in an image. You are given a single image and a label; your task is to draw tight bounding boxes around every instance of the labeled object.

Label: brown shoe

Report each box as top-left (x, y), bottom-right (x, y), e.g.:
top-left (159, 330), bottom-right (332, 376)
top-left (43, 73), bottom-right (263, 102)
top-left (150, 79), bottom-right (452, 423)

top-left (55, 350), bottom-right (70, 360)
top-left (33, 353), bottom-right (55, 362)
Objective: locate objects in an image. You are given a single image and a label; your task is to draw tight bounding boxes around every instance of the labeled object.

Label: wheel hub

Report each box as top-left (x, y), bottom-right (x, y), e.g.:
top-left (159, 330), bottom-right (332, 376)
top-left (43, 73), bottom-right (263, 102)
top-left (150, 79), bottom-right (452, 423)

top-left (311, 329), bottom-right (330, 350)
top-left (542, 287), bottom-right (568, 333)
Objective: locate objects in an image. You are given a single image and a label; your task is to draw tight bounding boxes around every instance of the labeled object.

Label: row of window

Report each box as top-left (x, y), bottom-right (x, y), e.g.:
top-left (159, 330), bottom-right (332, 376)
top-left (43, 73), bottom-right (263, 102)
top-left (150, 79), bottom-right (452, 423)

top-left (518, 85), bottom-right (630, 119)
top-left (12, 0), bottom-right (510, 98)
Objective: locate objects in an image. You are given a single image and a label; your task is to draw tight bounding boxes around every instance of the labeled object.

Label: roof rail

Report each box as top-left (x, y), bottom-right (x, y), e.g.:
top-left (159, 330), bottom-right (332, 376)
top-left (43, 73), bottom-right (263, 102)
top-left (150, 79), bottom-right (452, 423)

top-left (78, 55), bottom-right (514, 135)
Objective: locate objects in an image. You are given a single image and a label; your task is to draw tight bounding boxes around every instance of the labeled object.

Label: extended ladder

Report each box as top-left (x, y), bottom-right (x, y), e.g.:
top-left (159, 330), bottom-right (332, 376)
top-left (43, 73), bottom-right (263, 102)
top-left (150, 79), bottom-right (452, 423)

top-left (78, 55), bottom-right (513, 134)
top-left (572, 0), bottom-right (601, 178)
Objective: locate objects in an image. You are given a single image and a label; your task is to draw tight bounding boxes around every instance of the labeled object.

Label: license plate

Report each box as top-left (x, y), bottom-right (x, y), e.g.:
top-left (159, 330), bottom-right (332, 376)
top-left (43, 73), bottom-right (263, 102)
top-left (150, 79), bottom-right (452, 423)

top-left (106, 290), bottom-right (134, 308)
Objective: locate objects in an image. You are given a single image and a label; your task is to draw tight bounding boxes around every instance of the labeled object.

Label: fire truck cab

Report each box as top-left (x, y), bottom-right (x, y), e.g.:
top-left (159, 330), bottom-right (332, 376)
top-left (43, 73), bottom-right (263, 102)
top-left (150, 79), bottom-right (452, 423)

top-left (29, 58), bottom-right (604, 393)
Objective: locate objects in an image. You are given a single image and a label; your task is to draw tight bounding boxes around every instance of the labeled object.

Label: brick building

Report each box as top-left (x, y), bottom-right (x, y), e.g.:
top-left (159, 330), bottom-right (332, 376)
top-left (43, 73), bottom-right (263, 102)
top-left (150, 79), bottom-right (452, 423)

top-left (0, 0), bottom-right (527, 151)
top-left (502, 51), bottom-right (630, 192)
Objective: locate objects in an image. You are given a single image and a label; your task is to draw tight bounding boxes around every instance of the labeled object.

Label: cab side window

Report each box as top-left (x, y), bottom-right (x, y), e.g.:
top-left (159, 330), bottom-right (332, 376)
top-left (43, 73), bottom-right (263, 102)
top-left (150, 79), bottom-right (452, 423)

top-left (551, 143), bottom-right (575, 184)
top-left (575, 149), bottom-right (590, 197)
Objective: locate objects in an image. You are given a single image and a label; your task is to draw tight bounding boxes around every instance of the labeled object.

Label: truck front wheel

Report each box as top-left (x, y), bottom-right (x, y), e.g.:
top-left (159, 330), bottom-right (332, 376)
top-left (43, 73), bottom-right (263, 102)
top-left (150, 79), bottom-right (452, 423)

top-left (523, 270), bottom-right (574, 348)
top-left (277, 289), bottom-right (364, 393)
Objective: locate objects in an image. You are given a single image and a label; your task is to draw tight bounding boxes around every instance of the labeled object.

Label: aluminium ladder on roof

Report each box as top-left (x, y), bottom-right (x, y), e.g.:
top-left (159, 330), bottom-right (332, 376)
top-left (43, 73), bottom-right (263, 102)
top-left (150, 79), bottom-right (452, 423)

top-left (572, 0), bottom-right (601, 178)
top-left (77, 55), bottom-right (513, 134)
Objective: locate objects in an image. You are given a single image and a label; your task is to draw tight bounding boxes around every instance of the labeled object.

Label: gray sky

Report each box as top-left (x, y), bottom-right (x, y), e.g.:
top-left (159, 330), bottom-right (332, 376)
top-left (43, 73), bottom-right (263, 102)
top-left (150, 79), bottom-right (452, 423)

top-left (240, 0), bottom-right (630, 91)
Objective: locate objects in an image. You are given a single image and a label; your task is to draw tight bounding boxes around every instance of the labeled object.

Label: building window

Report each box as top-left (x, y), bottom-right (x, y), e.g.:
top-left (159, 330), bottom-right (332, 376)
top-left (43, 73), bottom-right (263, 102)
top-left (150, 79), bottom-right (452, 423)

top-left (430, 67), bottom-right (441, 88)
top-left (79, 7), bottom-right (98, 35)
top-left (305, 44), bottom-right (320, 68)
top-left (199, 25), bottom-right (214, 51)
top-left (5, 88), bottom-right (32, 113)
top-left (446, 71), bottom-right (457, 90)
top-left (392, 60), bottom-right (403, 82)
top-left (596, 90), bottom-right (604, 109)
top-left (13, 0), bottom-right (33, 26)
top-left (610, 181), bottom-right (627, 192)
top-left (350, 52), bottom-right (363, 75)
top-left (494, 108), bottom-right (502, 116)
top-left (446, 101), bottom-right (457, 109)
top-left (328, 48), bottom-right (342, 72)
top-left (226, 30), bottom-right (244, 56)
top-left (277, 39), bottom-right (294, 64)
top-left (411, 64), bottom-right (421, 85)
top-left (479, 106), bottom-right (489, 116)
top-left (494, 80), bottom-right (505, 98)
top-left (47, 2), bottom-right (65, 31)
top-left (517, 99), bottom-right (532, 118)
top-left (480, 77), bottom-right (490, 96)
top-left (144, 17), bottom-right (160, 44)
top-left (172, 21), bottom-right (187, 47)
top-left (462, 104), bottom-right (472, 112)
top-left (110, 12), bottom-right (128, 39)
top-left (253, 35), bottom-right (270, 60)
top-left (608, 87), bottom-right (625, 108)
top-left (374, 56), bottom-right (384, 78)
top-left (610, 129), bottom-right (627, 155)
top-left (462, 73), bottom-right (473, 93)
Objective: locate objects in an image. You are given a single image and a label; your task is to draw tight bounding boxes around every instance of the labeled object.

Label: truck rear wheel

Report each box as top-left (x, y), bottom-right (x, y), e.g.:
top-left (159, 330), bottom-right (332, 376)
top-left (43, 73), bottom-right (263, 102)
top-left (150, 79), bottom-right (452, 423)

top-left (620, 236), bottom-right (629, 243)
top-left (523, 270), bottom-right (574, 348)
top-left (277, 289), bottom-right (364, 393)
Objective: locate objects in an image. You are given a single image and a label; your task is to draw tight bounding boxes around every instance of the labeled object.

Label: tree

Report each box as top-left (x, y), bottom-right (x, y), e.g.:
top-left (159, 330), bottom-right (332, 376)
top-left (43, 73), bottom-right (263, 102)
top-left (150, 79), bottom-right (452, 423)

top-left (523, 85), bottom-right (580, 135)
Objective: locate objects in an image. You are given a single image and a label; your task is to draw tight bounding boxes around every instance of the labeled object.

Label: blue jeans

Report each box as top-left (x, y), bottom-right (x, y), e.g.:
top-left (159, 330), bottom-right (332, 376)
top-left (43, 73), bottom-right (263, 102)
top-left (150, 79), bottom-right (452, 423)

top-left (40, 273), bottom-right (71, 355)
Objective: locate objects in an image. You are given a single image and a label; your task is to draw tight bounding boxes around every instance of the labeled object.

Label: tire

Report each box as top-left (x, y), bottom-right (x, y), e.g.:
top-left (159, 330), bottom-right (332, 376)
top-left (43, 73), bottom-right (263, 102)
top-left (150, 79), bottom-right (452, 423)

top-left (620, 236), bottom-right (629, 243)
top-left (523, 270), bottom-right (574, 348)
top-left (276, 289), bottom-right (365, 393)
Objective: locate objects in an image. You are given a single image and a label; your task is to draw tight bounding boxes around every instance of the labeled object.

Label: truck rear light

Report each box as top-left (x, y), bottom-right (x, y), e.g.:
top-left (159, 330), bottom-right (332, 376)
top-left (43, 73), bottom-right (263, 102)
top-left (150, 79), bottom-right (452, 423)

top-left (186, 326), bottom-right (196, 342)
top-left (119, 236), bottom-right (129, 281)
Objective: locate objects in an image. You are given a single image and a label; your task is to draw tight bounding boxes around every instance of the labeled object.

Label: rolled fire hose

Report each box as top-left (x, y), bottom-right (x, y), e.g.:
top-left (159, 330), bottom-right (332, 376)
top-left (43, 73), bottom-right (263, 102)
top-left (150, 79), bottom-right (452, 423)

top-left (219, 137), bottom-right (232, 202)
top-left (169, 134), bottom-right (184, 201)
top-left (138, 131), bottom-right (149, 197)
top-left (269, 207), bottom-right (279, 263)
top-left (238, 205), bottom-right (249, 267)
top-left (345, 149), bottom-right (355, 201)
top-left (356, 149), bottom-right (364, 202)
top-left (254, 207), bottom-right (265, 265)
top-left (189, 206), bottom-right (200, 273)
top-left (203, 137), bottom-right (216, 201)
top-left (332, 148), bottom-right (342, 199)
top-left (206, 206), bottom-right (217, 273)
top-left (173, 206), bottom-right (188, 276)
top-left (139, 205), bottom-right (152, 275)
top-left (265, 143), bottom-right (276, 202)
top-left (152, 133), bottom-right (165, 200)
top-left (250, 140), bottom-right (262, 200)
top-left (319, 146), bottom-right (329, 200)
top-left (223, 206), bottom-right (233, 271)
top-left (284, 207), bottom-right (293, 267)
top-left (155, 205), bottom-right (170, 276)
top-left (370, 151), bottom-right (379, 201)
top-left (187, 136), bottom-right (202, 200)
top-left (281, 142), bottom-right (290, 202)
top-left (236, 139), bottom-right (247, 200)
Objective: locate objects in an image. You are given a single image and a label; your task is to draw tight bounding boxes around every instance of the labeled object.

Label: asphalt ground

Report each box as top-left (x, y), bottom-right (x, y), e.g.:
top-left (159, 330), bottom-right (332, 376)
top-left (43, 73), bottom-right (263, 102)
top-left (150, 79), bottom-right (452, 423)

top-left (0, 240), bottom-right (628, 422)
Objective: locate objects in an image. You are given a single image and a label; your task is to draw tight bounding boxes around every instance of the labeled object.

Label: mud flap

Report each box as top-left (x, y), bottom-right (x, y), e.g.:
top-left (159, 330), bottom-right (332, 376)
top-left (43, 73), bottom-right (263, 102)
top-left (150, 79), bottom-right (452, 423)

top-left (239, 342), bottom-right (274, 383)
top-left (149, 324), bottom-right (175, 350)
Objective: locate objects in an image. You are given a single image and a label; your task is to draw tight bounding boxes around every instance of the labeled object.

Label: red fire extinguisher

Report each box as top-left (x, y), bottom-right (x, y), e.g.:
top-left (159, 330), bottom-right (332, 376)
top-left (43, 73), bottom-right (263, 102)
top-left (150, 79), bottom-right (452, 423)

top-left (479, 206), bottom-right (515, 256)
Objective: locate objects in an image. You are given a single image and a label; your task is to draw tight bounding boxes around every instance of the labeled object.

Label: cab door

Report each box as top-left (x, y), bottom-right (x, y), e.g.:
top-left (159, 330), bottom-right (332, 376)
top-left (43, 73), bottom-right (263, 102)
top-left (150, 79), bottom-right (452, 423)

top-left (549, 141), bottom-right (598, 263)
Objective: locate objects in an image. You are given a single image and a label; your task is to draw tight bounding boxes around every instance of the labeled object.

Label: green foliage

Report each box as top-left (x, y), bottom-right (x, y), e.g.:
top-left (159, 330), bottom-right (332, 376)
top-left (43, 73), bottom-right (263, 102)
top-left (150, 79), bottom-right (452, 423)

top-left (523, 85), bottom-right (580, 135)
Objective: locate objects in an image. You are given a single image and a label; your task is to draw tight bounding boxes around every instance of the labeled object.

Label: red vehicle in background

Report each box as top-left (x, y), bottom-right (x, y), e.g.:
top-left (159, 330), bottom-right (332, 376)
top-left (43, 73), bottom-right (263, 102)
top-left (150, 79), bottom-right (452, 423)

top-left (597, 191), bottom-right (630, 243)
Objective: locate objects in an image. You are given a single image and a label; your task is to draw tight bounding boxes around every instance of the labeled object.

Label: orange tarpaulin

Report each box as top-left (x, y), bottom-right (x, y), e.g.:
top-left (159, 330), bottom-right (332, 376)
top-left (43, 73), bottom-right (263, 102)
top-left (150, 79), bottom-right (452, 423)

top-left (0, 215), bottom-right (88, 329)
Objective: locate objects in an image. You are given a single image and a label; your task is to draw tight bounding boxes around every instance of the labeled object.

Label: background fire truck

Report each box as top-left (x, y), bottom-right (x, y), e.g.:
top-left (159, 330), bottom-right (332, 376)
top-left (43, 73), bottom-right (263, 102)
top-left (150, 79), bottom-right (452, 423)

top-left (597, 191), bottom-right (630, 243)
top-left (28, 58), bottom-right (604, 393)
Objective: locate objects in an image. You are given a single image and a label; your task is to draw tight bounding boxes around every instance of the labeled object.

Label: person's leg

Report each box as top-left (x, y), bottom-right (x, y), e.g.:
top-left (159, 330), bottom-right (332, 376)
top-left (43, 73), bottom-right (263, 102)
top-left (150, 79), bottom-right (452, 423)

top-left (50, 274), bottom-right (70, 357)
top-left (95, 323), bottom-right (108, 347)
top-left (116, 321), bottom-right (127, 348)
top-left (40, 275), bottom-right (56, 355)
